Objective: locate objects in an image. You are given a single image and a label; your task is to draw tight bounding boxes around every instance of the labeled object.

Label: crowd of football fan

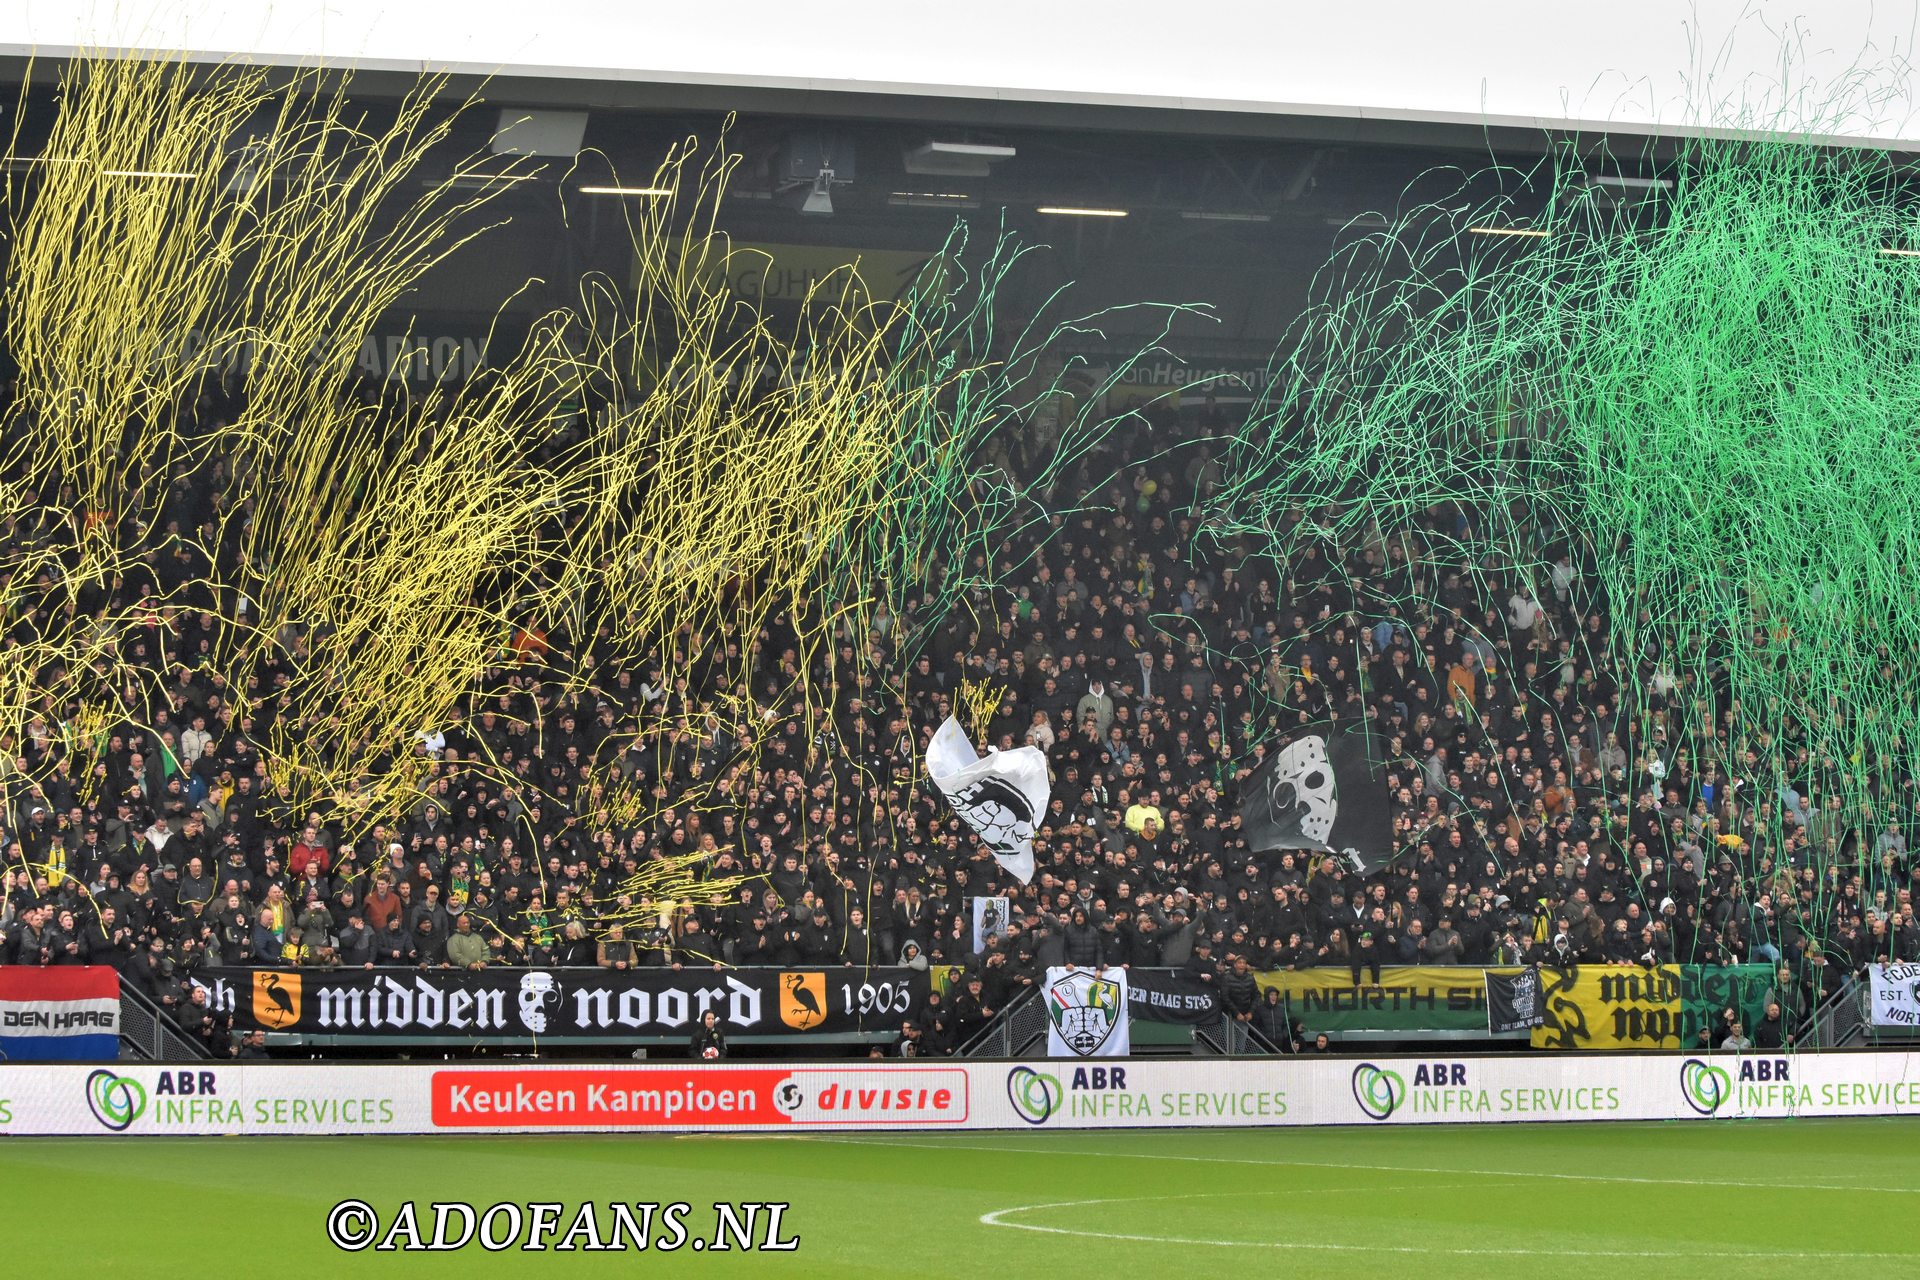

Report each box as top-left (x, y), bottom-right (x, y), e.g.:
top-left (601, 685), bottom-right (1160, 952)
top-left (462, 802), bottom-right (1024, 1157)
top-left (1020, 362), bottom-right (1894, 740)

top-left (0, 387), bottom-right (1912, 1057)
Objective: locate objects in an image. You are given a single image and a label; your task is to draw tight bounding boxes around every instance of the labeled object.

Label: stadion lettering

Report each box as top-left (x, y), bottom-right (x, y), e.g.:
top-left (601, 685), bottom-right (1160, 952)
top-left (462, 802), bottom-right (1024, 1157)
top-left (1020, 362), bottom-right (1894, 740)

top-left (204, 967), bottom-right (926, 1040)
top-left (126, 325), bottom-right (495, 384)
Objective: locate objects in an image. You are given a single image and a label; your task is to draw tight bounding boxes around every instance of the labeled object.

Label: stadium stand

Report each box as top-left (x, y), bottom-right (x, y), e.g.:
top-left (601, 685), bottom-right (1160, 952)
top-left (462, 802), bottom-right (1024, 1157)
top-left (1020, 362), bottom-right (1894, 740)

top-left (0, 378), bottom-right (1887, 1058)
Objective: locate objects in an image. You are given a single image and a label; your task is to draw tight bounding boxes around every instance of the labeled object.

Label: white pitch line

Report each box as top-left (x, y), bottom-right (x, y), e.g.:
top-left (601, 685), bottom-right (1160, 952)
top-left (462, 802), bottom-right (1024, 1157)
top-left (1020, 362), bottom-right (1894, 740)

top-left (978, 1192), bottom-right (1910, 1259)
top-left (805, 1134), bottom-right (1914, 1196)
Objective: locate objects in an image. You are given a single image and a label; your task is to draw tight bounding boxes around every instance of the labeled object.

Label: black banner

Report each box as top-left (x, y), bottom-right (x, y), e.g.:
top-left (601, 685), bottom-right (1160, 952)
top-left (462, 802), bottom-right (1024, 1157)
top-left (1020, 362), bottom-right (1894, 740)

top-left (1241, 720), bottom-right (1391, 871)
top-left (1486, 966), bottom-right (1547, 1034)
top-left (203, 967), bottom-right (927, 1041)
top-left (1128, 969), bottom-right (1222, 1024)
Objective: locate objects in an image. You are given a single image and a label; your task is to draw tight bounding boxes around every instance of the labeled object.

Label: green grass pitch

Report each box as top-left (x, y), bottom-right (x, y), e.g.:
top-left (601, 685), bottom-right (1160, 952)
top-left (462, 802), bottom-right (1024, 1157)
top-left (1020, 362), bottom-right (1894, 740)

top-left (1, 1120), bottom-right (1912, 1276)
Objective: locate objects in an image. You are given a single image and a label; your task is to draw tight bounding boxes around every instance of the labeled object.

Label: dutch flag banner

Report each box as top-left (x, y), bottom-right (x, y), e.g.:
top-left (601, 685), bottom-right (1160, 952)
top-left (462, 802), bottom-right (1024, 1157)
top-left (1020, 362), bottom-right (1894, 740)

top-left (0, 966), bottom-right (120, 1061)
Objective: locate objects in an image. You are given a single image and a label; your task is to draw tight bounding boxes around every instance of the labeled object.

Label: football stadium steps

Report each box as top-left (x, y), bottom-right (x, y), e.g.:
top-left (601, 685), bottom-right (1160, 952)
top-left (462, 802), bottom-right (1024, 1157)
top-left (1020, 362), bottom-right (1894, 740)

top-left (957, 985), bottom-right (1272, 1058)
top-left (118, 980), bottom-right (213, 1062)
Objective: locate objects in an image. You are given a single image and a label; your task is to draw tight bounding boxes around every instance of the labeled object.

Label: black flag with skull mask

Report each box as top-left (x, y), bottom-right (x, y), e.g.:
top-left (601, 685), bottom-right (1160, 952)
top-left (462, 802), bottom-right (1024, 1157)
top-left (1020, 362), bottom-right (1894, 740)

top-left (1239, 720), bottom-right (1391, 872)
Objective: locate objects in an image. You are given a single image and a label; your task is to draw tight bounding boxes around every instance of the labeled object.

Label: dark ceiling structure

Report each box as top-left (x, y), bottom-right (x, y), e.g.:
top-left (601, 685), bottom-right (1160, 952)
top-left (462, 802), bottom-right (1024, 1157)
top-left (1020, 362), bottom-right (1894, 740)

top-left (0, 56), bottom-right (1836, 358)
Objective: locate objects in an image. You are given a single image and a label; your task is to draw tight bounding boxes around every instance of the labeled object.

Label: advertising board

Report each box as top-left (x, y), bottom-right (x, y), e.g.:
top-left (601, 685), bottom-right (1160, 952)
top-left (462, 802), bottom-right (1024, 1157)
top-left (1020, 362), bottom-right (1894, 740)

top-left (4, 1052), bottom-right (1918, 1136)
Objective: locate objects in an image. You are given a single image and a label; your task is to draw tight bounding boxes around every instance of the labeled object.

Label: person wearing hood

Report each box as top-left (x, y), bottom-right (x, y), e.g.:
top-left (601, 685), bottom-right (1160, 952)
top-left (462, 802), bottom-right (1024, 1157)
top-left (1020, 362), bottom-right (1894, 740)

top-left (1254, 986), bottom-right (1296, 1050)
top-left (1063, 907), bottom-right (1102, 966)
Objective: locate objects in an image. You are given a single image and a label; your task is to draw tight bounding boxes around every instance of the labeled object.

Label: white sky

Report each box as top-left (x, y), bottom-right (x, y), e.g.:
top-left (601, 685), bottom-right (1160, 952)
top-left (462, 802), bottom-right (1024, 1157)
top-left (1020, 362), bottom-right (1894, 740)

top-left (5, 1), bottom-right (1919, 143)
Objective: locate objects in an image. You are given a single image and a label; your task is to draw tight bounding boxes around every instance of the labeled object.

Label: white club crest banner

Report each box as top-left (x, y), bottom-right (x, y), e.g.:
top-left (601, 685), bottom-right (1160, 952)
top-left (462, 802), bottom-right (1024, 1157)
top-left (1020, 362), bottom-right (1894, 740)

top-left (1045, 965), bottom-right (1130, 1058)
top-left (1870, 963), bottom-right (1920, 1027)
top-left (927, 716), bottom-right (1048, 885)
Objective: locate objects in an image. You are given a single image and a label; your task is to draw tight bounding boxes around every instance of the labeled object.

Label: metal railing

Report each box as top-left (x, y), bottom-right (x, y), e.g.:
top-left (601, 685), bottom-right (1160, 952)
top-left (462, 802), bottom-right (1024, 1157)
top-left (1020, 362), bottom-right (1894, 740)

top-left (118, 979), bottom-right (213, 1062)
top-left (958, 987), bottom-right (1044, 1057)
top-left (1809, 974), bottom-right (1864, 1049)
top-left (957, 986), bottom-right (1273, 1058)
top-left (1812, 974), bottom-right (1863, 1048)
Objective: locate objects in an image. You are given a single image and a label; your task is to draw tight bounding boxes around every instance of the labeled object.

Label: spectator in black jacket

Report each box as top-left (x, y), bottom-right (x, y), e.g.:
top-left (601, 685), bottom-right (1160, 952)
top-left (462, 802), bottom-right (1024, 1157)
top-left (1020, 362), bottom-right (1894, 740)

top-left (1184, 934), bottom-right (1220, 986)
top-left (950, 975), bottom-right (994, 1041)
top-left (1123, 913), bottom-right (1163, 967)
top-left (372, 916), bottom-right (415, 966)
top-left (1221, 954), bottom-right (1259, 1023)
top-left (839, 908), bottom-right (873, 966)
top-left (1063, 908), bottom-right (1101, 966)
top-left (1254, 986), bottom-right (1296, 1049)
top-left (1752, 1000), bottom-right (1789, 1049)
top-left (414, 915), bottom-right (450, 967)
top-left (336, 912), bottom-right (374, 967)
top-left (691, 1010), bottom-right (726, 1059)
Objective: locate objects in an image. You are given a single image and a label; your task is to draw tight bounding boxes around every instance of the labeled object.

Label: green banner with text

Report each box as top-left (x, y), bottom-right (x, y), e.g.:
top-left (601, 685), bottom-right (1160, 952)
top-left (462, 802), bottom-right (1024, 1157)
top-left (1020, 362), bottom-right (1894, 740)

top-left (1255, 967), bottom-right (1500, 1034)
top-left (1254, 964), bottom-right (1777, 1043)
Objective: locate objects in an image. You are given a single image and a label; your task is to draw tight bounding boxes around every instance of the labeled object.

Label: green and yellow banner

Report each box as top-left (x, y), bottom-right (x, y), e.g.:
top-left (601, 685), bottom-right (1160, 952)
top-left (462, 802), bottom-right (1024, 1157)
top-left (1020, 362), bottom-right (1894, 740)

top-left (1255, 966), bottom-right (1494, 1034)
top-left (1253, 964), bottom-right (1776, 1044)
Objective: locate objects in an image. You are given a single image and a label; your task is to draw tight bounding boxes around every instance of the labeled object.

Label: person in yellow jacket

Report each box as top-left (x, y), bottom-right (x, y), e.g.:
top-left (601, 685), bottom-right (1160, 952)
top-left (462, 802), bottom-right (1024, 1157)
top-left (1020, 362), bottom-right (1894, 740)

top-left (1123, 790), bottom-right (1164, 834)
top-left (280, 927), bottom-right (313, 967)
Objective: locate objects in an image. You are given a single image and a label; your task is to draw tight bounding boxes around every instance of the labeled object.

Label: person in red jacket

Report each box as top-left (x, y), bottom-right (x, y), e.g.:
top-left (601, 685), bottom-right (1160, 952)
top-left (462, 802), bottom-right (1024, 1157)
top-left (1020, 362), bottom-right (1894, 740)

top-left (364, 876), bottom-right (403, 933)
top-left (287, 824), bottom-right (331, 879)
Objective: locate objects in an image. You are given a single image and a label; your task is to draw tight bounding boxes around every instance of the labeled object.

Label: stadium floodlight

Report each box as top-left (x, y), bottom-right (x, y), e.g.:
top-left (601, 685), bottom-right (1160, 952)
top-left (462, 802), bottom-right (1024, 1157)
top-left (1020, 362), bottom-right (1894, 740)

top-left (0, 155), bottom-right (82, 175)
top-left (889, 191), bottom-right (978, 209)
top-left (906, 140), bottom-right (1016, 176)
top-left (913, 141), bottom-right (1015, 160)
top-left (1591, 173), bottom-right (1674, 190)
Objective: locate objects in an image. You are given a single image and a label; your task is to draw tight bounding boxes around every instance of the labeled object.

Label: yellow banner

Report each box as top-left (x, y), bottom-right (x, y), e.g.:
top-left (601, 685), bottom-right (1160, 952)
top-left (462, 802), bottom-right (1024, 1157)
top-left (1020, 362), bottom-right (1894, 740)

top-left (1255, 966), bottom-right (1490, 1032)
top-left (1532, 964), bottom-right (1681, 1049)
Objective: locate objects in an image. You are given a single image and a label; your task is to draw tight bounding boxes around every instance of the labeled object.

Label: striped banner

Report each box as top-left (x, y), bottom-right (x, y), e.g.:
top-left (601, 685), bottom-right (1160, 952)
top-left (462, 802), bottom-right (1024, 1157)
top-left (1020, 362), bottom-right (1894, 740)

top-left (0, 966), bottom-right (120, 1061)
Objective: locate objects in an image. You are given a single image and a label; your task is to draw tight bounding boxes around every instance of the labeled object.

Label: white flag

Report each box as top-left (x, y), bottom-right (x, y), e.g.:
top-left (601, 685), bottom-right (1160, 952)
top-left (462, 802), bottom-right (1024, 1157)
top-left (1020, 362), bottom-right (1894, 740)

top-left (1870, 963), bottom-right (1920, 1027)
top-left (926, 715), bottom-right (1048, 885)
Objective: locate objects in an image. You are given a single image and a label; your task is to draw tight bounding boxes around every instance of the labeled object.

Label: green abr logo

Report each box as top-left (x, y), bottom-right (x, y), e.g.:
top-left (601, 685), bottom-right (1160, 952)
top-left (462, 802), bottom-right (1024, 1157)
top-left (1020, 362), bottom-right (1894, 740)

top-left (1679, 1058), bottom-right (1731, 1116)
top-left (1351, 1063), bottom-right (1407, 1120)
top-left (84, 1070), bottom-right (147, 1131)
top-left (1007, 1067), bottom-right (1062, 1125)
